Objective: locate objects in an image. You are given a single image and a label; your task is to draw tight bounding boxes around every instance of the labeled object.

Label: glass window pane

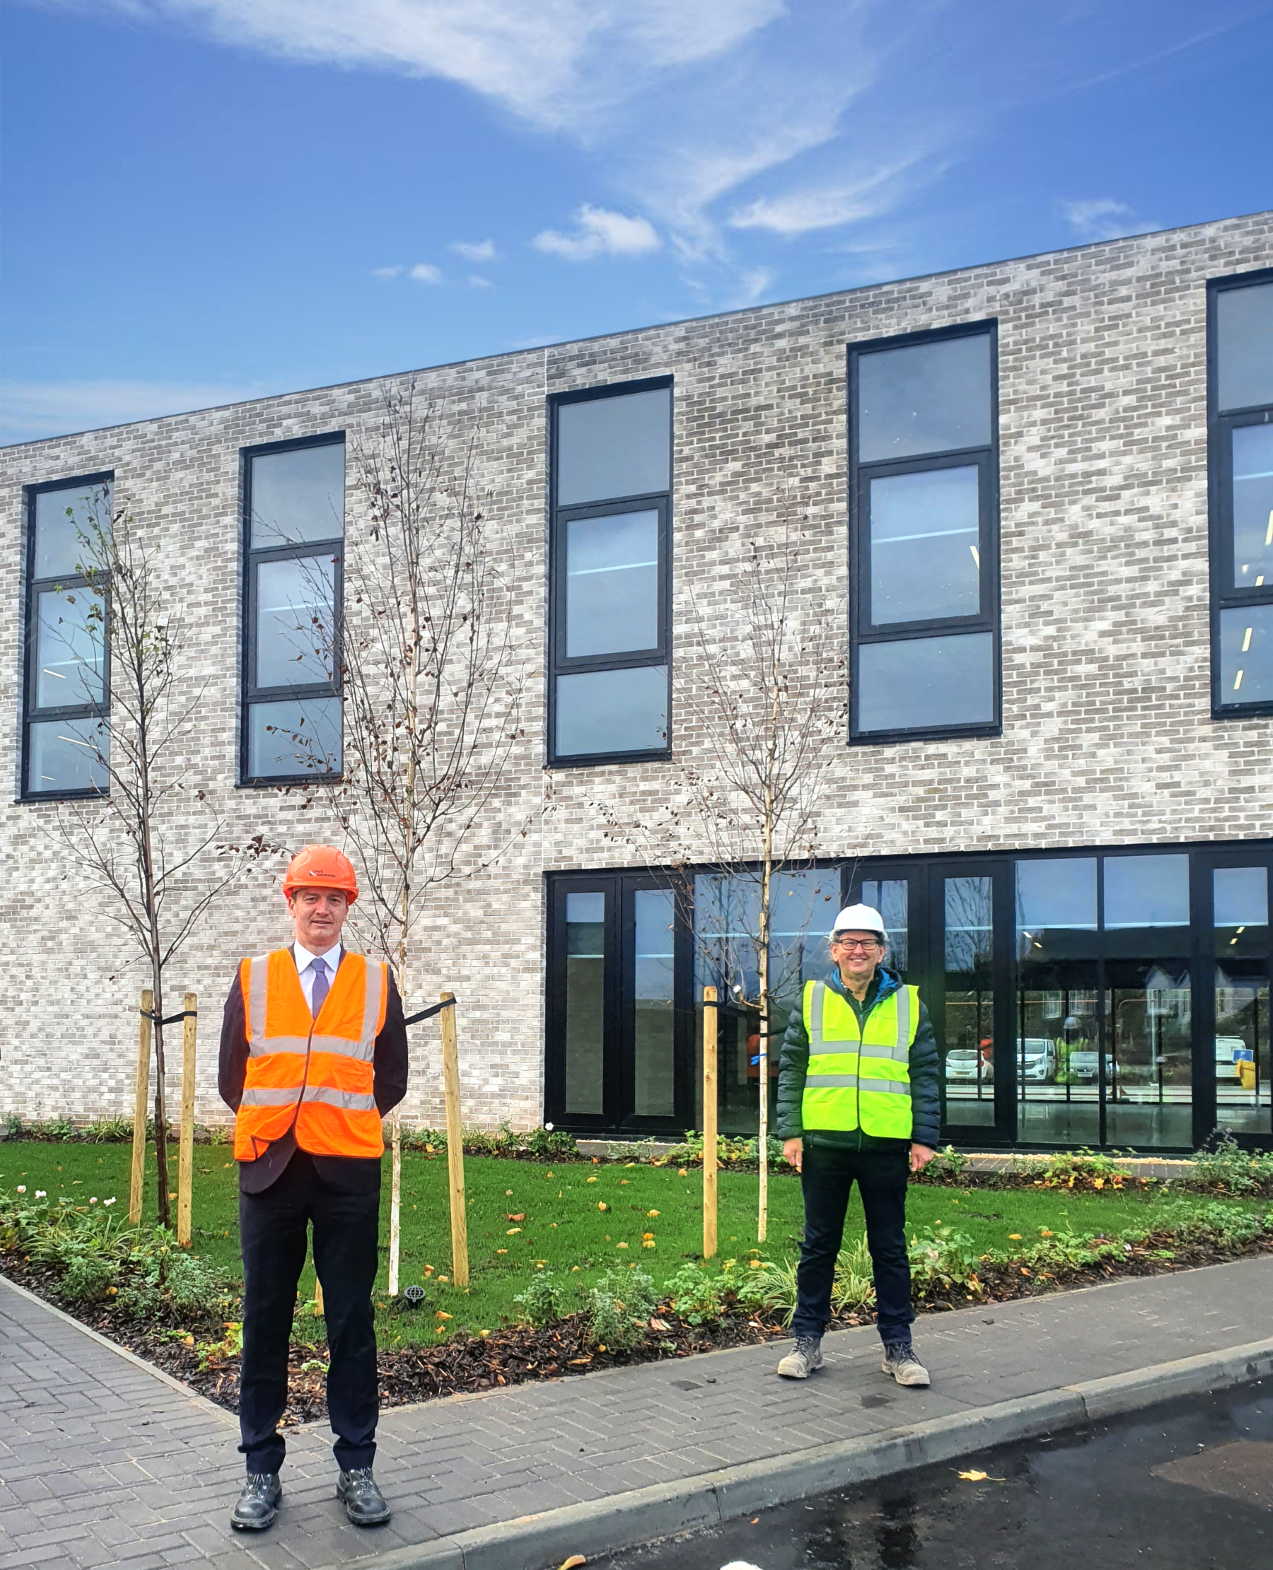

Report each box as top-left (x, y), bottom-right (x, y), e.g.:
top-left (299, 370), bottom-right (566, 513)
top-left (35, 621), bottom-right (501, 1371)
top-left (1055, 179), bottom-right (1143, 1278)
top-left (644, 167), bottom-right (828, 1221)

top-left (1015, 978), bottom-right (1101, 1149)
top-left (1103, 854), bottom-right (1190, 929)
top-left (565, 891), bottom-right (606, 1116)
top-left (858, 333), bottom-right (991, 461)
top-left (856, 631), bottom-right (993, 733)
top-left (247, 696), bottom-right (342, 778)
top-left (1219, 604), bottom-right (1273, 704)
top-left (557, 389), bottom-right (671, 506)
top-left (27, 716), bottom-right (108, 793)
top-left (555, 665), bottom-right (668, 757)
top-left (633, 889), bottom-right (676, 1117)
top-left (254, 556), bottom-right (336, 688)
top-left (34, 588), bottom-right (105, 708)
top-left (1016, 858), bottom-right (1098, 939)
top-left (943, 876), bottom-right (996, 1126)
top-left (860, 879), bottom-right (908, 973)
top-left (1216, 281), bottom-right (1273, 412)
top-left (1231, 424), bottom-right (1273, 590)
top-left (869, 465), bottom-right (980, 624)
top-left (694, 872), bottom-right (760, 1003)
top-left (34, 481), bottom-right (111, 580)
top-left (1215, 867), bottom-right (1269, 930)
top-left (566, 509), bottom-right (659, 656)
top-left (249, 443), bottom-right (345, 547)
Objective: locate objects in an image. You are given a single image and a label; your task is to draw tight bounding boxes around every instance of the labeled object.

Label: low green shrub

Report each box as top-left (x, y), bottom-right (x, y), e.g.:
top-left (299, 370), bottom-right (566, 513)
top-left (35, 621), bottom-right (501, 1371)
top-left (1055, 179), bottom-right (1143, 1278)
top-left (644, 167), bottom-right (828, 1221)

top-left (513, 1271), bottom-right (577, 1327)
top-left (661, 1263), bottom-right (725, 1326)
top-left (733, 1256), bottom-right (799, 1324)
top-left (831, 1236), bottom-right (876, 1314)
top-left (62, 1254), bottom-right (119, 1303)
top-left (911, 1145), bottom-right (969, 1186)
top-left (907, 1226), bottom-right (983, 1293)
top-left (586, 1267), bottom-right (657, 1351)
top-left (1188, 1135), bottom-right (1273, 1195)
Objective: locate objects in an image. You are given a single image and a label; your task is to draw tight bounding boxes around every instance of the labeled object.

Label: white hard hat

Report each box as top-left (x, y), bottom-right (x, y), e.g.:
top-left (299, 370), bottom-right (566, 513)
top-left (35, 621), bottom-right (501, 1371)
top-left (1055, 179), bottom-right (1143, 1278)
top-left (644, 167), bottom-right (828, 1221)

top-left (830, 904), bottom-right (886, 940)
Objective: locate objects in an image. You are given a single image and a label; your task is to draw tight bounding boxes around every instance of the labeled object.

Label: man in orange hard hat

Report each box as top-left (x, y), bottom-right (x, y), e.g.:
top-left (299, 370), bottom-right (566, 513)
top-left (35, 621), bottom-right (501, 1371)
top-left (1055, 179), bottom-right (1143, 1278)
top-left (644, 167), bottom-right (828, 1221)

top-left (219, 845), bottom-right (407, 1534)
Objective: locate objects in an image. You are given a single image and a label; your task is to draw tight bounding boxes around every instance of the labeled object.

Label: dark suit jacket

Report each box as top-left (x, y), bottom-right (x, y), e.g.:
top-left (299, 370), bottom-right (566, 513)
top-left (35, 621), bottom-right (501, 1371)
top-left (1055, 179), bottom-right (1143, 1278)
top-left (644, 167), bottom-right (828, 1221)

top-left (218, 949), bottom-right (409, 1193)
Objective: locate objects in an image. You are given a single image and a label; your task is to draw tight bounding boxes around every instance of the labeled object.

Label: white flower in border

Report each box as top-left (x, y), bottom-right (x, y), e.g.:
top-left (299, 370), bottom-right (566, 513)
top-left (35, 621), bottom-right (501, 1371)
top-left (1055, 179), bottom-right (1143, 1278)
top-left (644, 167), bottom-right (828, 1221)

top-left (15, 1185), bottom-right (25, 1193)
top-left (89, 1197), bottom-right (98, 1204)
top-left (34, 1190), bottom-right (46, 1198)
top-left (103, 1197), bottom-right (116, 1207)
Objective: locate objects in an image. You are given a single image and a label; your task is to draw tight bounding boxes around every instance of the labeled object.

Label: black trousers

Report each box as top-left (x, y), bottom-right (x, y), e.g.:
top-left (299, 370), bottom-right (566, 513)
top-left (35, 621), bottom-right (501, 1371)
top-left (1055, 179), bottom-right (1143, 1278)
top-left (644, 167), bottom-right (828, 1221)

top-left (792, 1143), bottom-right (914, 1345)
top-left (238, 1150), bottom-right (380, 1474)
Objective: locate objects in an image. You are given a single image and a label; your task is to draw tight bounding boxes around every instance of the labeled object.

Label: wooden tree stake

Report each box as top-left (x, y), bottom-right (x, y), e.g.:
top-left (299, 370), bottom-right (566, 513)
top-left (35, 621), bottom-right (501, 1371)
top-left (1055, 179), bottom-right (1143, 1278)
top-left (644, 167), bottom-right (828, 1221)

top-left (130, 989), bottom-right (153, 1225)
top-left (314, 1279), bottom-right (325, 1317)
top-left (702, 987), bottom-right (718, 1260)
top-left (439, 993), bottom-right (469, 1288)
top-left (176, 994), bottom-right (197, 1246)
top-left (388, 1110), bottom-right (402, 1295)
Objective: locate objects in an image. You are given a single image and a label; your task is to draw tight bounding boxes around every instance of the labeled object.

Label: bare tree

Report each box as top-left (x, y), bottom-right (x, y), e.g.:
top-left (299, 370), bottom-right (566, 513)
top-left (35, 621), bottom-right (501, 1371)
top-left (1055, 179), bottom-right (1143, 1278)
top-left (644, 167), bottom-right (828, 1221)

top-left (597, 501), bottom-right (846, 1241)
top-left (304, 378), bottom-right (525, 1291)
top-left (44, 488), bottom-right (262, 1228)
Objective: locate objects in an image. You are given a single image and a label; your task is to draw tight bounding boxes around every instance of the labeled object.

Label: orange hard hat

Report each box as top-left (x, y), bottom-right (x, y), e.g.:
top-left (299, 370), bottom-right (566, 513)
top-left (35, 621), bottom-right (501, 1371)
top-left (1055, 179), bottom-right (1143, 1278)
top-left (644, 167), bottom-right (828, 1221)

top-left (283, 845), bottom-right (359, 903)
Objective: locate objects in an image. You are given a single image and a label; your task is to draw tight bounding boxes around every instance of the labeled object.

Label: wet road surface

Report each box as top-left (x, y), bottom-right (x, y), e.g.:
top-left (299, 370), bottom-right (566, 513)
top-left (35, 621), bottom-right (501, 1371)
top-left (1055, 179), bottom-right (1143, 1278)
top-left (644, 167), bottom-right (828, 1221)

top-left (595, 1379), bottom-right (1271, 1570)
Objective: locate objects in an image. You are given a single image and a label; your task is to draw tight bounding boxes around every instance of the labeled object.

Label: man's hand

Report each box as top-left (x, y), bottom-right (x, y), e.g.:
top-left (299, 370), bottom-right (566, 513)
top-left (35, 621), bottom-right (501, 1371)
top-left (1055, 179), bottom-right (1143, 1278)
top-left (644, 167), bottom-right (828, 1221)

top-left (909, 1143), bottom-right (936, 1174)
top-left (782, 1137), bottom-right (803, 1172)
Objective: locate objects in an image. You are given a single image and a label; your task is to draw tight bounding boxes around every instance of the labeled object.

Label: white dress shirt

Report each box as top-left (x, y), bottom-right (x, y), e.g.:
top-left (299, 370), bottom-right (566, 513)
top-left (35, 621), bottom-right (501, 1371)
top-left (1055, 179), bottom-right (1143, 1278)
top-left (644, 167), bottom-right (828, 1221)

top-left (293, 940), bottom-right (342, 1013)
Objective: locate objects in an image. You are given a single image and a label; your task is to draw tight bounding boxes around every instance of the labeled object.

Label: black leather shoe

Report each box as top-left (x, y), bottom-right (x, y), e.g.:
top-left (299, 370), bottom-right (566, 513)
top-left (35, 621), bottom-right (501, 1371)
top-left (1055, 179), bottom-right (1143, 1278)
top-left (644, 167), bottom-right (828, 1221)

top-left (230, 1472), bottom-right (281, 1531)
top-left (337, 1467), bottom-right (391, 1526)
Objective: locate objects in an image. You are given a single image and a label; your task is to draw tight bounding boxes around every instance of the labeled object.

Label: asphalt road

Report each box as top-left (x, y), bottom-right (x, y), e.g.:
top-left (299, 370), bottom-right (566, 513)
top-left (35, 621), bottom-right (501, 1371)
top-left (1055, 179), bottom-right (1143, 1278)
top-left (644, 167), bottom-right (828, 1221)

top-left (595, 1380), bottom-right (1271, 1570)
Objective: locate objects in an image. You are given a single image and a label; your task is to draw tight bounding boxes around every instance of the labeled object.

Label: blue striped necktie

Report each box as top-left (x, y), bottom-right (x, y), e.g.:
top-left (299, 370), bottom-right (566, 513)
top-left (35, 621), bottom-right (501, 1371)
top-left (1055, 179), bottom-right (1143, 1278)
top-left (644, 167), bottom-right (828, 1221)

top-left (310, 957), bottom-right (330, 1018)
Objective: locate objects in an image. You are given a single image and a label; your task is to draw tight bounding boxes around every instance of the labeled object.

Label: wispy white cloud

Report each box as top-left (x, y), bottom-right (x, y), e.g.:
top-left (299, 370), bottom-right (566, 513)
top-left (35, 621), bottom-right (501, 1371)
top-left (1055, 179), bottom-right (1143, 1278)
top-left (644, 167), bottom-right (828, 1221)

top-left (451, 238), bottom-right (498, 262)
top-left (371, 264), bottom-right (404, 279)
top-left (533, 205), bottom-right (661, 261)
top-left (409, 262), bottom-right (443, 283)
top-left (1060, 198), bottom-right (1161, 242)
top-left (1, 378), bottom-right (269, 444)
top-left (728, 155), bottom-right (933, 237)
top-left (468, 275), bottom-right (495, 289)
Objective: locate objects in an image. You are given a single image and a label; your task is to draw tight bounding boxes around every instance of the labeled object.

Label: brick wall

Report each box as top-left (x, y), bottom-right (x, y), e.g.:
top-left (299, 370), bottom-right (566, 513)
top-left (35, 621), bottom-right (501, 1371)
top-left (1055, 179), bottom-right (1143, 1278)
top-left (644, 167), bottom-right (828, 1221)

top-left (2, 212), bottom-right (1270, 1127)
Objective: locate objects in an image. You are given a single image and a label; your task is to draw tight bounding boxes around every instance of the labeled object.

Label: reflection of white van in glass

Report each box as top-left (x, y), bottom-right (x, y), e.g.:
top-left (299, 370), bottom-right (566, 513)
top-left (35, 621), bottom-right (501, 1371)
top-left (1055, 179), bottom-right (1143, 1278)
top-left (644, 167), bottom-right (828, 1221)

top-left (1215, 1036), bottom-right (1253, 1081)
top-left (1017, 1038), bottom-right (1057, 1081)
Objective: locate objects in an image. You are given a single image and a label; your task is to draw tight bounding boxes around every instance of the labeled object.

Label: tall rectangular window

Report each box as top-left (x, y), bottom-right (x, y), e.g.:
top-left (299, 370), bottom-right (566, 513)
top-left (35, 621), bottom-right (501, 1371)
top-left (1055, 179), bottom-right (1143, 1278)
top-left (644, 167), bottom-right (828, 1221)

top-left (21, 474), bottom-right (113, 798)
top-left (848, 323), bottom-right (999, 741)
top-left (1209, 270), bottom-right (1273, 716)
top-left (241, 435), bottom-right (344, 783)
top-left (549, 380), bottom-right (672, 764)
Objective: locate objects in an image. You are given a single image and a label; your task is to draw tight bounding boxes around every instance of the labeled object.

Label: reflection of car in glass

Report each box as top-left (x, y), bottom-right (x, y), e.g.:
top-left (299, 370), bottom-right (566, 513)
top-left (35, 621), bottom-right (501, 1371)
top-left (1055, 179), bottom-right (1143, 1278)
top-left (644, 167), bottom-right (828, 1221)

top-left (1215, 1036), bottom-right (1254, 1081)
top-left (1016, 1038), bottom-right (1057, 1082)
top-left (1067, 1049), bottom-right (1114, 1082)
top-left (945, 1050), bottom-right (992, 1082)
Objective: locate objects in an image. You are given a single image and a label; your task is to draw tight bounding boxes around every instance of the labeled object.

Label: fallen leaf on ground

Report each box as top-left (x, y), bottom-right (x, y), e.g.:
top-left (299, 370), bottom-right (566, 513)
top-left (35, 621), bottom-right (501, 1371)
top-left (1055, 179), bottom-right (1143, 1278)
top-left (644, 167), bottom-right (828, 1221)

top-left (958, 1470), bottom-right (988, 1481)
top-left (598, 1201), bottom-right (608, 1211)
top-left (647, 1209), bottom-right (660, 1217)
top-left (559, 1557), bottom-right (587, 1570)
top-left (507, 1213), bottom-right (526, 1221)
top-left (507, 1227), bottom-right (522, 1234)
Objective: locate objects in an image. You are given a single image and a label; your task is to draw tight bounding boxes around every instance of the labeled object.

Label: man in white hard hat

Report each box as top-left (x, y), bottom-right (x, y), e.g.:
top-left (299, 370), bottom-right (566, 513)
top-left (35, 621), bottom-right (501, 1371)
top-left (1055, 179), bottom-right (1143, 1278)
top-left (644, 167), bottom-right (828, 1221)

top-left (775, 903), bottom-right (939, 1386)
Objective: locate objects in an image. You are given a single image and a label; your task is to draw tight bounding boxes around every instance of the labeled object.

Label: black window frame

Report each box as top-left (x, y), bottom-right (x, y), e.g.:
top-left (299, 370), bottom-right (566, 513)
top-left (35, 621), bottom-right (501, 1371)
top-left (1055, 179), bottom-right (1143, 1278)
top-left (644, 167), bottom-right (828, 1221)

top-left (547, 377), bottom-right (673, 768)
top-left (1208, 267), bottom-right (1273, 719)
top-left (239, 432), bottom-right (345, 787)
top-left (20, 470), bottom-right (114, 802)
top-left (847, 320), bottom-right (1001, 744)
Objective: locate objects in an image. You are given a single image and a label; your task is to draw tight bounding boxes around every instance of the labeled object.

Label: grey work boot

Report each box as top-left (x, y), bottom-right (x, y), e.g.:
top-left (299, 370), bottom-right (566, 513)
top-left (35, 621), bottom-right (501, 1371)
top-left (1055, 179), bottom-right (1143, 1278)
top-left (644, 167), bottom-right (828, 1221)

top-left (882, 1340), bottom-right (930, 1387)
top-left (230, 1472), bottom-right (281, 1531)
top-left (777, 1334), bottom-right (824, 1379)
top-left (337, 1467), bottom-right (391, 1526)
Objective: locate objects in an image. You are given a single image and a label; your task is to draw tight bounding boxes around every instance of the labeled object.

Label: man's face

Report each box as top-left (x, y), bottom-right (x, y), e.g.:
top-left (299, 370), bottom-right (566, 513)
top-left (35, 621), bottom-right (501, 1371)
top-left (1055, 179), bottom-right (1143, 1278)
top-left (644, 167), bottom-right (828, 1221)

top-left (288, 888), bottom-right (349, 951)
top-left (831, 929), bottom-right (885, 986)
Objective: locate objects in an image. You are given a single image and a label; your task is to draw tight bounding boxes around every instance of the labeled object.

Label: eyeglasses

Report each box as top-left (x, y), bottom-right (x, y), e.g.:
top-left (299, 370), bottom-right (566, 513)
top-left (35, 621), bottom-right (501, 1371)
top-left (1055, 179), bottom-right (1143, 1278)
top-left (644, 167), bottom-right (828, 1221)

top-left (833, 937), bottom-right (883, 952)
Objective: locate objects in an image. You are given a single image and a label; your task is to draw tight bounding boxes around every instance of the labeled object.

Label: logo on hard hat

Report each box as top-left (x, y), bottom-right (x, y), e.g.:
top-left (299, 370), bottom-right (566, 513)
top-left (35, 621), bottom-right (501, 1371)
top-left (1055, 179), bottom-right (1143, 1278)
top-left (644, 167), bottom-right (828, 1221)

top-left (283, 845), bottom-right (359, 904)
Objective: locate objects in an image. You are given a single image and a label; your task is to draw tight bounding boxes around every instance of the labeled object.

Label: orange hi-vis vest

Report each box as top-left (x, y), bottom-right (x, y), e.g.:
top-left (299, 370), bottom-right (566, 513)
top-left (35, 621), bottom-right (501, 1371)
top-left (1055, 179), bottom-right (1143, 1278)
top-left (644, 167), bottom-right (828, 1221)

top-left (234, 948), bottom-right (388, 1163)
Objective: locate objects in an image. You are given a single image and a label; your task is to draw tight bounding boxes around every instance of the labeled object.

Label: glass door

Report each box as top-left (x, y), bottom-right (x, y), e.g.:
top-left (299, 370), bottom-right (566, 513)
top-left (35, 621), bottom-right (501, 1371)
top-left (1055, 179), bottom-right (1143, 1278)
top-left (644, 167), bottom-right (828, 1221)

top-left (930, 863), bottom-right (1014, 1144)
top-left (1195, 849), bottom-right (1272, 1146)
top-left (547, 873), bottom-right (692, 1134)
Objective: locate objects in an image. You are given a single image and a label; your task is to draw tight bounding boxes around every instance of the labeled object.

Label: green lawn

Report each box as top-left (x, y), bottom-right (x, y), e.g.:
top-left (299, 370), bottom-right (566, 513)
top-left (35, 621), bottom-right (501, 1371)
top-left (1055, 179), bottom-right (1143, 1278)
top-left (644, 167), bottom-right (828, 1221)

top-left (1, 1142), bottom-right (1263, 1345)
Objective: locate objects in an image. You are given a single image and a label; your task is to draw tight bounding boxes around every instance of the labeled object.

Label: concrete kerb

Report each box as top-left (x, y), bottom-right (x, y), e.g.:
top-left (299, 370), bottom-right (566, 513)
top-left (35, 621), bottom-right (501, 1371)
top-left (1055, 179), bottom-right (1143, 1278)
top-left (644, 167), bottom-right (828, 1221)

top-left (319, 1338), bottom-right (1273, 1570)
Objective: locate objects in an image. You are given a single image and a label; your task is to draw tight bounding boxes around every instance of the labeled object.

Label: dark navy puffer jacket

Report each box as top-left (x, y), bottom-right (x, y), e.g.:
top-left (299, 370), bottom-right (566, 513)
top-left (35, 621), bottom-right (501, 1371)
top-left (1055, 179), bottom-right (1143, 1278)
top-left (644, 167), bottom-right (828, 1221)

top-left (775, 965), bottom-right (941, 1151)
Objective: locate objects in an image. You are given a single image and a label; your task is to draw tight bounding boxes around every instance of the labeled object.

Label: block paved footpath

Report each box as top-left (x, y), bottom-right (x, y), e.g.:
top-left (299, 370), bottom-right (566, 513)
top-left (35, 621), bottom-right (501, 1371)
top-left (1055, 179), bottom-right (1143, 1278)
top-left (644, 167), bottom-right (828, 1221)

top-left (1, 1257), bottom-right (1271, 1570)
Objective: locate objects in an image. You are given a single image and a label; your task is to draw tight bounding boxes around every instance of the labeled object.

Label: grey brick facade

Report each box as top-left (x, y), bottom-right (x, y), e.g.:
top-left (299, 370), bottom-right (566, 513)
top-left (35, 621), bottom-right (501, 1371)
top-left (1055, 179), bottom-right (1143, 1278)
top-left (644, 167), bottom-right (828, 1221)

top-left (2, 211), bottom-right (1270, 1135)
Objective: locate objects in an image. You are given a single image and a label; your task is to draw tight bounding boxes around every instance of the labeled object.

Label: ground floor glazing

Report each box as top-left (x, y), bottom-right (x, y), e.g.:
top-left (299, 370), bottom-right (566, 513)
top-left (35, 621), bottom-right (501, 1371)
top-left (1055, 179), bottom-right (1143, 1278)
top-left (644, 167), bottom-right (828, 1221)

top-left (544, 839), bottom-right (1272, 1151)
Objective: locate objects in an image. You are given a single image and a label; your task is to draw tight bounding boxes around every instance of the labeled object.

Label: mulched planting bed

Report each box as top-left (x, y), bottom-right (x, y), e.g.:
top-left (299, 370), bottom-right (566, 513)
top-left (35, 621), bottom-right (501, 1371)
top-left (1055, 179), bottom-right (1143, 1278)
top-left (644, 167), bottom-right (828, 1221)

top-left (6, 1229), bottom-right (1272, 1426)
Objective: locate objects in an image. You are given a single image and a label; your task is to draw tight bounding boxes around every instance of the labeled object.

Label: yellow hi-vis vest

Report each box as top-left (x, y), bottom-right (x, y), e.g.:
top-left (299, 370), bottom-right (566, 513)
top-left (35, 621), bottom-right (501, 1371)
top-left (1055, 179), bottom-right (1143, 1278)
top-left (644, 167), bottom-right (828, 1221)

top-left (801, 979), bottom-right (919, 1140)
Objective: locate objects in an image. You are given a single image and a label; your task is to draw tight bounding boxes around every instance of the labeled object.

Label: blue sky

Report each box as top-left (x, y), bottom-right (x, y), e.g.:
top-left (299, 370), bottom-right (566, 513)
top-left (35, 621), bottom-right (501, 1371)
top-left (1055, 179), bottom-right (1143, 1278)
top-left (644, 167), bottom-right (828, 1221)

top-left (2, 0), bottom-right (1270, 445)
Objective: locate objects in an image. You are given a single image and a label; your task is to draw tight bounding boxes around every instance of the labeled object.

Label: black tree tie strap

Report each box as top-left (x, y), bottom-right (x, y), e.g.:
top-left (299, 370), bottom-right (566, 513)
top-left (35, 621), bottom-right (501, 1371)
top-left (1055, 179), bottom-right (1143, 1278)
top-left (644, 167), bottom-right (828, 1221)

top-left (140, 1009), bottom-right (198, 1026)
top-left (403, 997), bottom-right (457, 1027)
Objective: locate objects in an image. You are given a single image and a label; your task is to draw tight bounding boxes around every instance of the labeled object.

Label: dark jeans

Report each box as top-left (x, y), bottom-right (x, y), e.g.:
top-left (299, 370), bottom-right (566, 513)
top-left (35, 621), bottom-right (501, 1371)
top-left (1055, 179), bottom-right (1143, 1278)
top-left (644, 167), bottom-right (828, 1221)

top-left (238, 1150), bottom-right (380, 1474)
top-left (792, 1143), bottom-right (914, 1345)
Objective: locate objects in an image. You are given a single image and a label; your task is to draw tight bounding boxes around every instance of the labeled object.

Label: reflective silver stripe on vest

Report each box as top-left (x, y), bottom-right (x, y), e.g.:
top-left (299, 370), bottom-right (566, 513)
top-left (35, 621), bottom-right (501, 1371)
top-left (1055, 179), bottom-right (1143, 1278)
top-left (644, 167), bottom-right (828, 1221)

top-left (895, 984), bottom-right (910, 1054)
top-left (362, 961), bottom-right (384, 1056)
top-left (239, 1084), bottom-right (377, 1111)
top-left (247, 956), bottom-right (269, 1050)
top-left (858, 1040), bottom-right (909, 1063)
top-left (809, 980), bottom-right (827, 1049)
top-left (806, 1075), bottom-right (910, 1095)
